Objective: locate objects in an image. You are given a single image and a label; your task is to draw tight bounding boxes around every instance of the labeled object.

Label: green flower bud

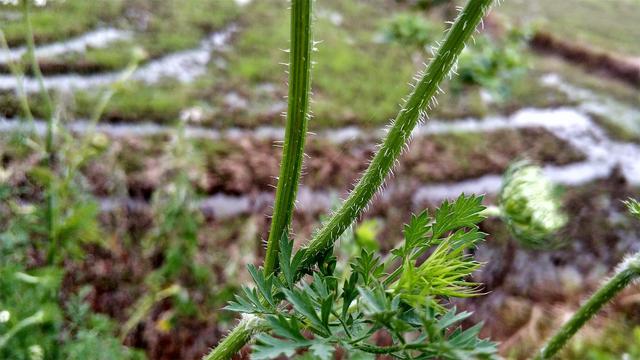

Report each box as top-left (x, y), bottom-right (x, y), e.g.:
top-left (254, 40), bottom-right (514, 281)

top-left (499, 161), bottom-right (567, 248)
top-left (131, 47), bottom-right (148, 63)
top-left (89, 133), bottom-right (109, 152)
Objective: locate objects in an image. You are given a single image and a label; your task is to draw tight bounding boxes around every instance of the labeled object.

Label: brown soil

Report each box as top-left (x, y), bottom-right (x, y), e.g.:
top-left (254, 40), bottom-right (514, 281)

top-left (71, 172), bottom-right (640, 360)
top-left (119, 127), bottom-right (585, 198)
top-left (0, 60), bottom-right (119, 76)
top-left (2, 126), bottom-right (626, 360)
top-left (531, 31), bottom-right (640, 88)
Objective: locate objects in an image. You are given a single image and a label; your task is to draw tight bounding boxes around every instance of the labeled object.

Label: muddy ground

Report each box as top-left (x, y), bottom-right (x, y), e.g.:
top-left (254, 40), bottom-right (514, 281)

top-left (52, 172), bottom-right (640, 360)
top-left (2, 0), bottom-right (640, 359)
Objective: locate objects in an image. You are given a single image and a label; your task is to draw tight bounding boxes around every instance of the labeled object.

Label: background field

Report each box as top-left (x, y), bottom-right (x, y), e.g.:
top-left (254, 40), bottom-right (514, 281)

top-left (1, 0), bottom-right (639, 359)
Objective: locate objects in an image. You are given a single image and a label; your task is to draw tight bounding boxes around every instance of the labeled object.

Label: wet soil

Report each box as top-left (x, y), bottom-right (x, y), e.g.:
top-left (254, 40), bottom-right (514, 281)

top-left (57, 171), bottom-right (640, 360)
top-left (531, 31), bottom-right (640, 88)
top-left (115, 127), bottom-right (585, 199)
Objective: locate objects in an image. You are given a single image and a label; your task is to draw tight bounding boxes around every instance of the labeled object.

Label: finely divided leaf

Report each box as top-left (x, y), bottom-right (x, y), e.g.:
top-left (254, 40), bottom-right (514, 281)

top-left (247, 264), bottom-right (275, 308)
top-left (432, 194), bottom-right (485, 239)
top-left (402, 210), bottom-right (431, 253)
top-left (283, 288), bottom-right (329, 336)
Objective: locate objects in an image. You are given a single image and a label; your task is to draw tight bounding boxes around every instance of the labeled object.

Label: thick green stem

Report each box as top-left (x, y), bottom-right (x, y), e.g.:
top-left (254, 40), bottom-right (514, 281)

top-left (204, 1), bottom-right (494, 359)
top-left (537, 253), bottom-right (640, 359)
top-left (203, 315), bottom-right (265, 360)
top-left (262, 0), bottom-right (314, 275)
top-left (203, 1), bottom-right (313, 358)
top-left (298, 0), bottom-right (494, 273)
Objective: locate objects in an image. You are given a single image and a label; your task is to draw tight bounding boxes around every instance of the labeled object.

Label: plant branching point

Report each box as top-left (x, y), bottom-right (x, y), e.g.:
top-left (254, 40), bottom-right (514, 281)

top-left (203, 0), bottom-right (496, 359)
top-left (299, 0), bottom-right (494, 277)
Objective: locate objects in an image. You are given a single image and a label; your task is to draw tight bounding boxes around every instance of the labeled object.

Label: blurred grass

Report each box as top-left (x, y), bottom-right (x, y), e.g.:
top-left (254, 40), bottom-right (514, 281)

top-left (2, 0), bottom-right (636, 129)
top-left (498, 0), bottom-right (640, 56)
top-left (1, 0), bottom-right (240, 71)
top-left (0, 0), bottom-right (124, 46)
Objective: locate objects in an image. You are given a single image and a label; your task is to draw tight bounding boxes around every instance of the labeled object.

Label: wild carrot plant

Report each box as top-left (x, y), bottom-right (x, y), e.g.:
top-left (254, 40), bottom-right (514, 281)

top-left (204, 1), bottom-right (640, 359)
top-left (2, 1), bottom-right (637, 359)
top-left (204, 0), bottom-right (498, 358)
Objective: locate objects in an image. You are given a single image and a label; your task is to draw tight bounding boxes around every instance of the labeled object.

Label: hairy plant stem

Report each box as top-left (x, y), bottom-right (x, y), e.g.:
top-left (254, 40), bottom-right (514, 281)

top-left (537, 253), bottom-right (640, 359)
top-left (21, 0), bottom-right (57, 264)
top-left (203, 315), bottom-right (266, 360)
top-left (204, 1), bottom-right (313, 358)
top-left (298, 0), bottom-right (494, 275)
top-left (262, 0), bottom-right (313, 275)
top-left (203, 1), bottom-right (493, 359)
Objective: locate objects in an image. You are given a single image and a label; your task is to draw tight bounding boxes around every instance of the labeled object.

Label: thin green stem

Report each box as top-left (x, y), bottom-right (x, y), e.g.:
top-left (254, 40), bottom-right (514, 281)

top-left (22, 0), bottom-right (54, 142)
top-left (120, 284), bottom-right (181, 341)
top-left (0, 31), bottom-right (35, 129)
top-left (203, 1), bottom-right (494, 359)
top-left (21, 0), bottom-right (58, 264)
top-left (537, 253), bottom-right (640, 359)
top-left (353, 341), bottom-right (429, 354)
top-left (480, 204), bottom-right (502, 218)
top-left (263, 0), bottom-right (314, 275)
top-left (0, 310), bottom-right (46, 349)
top-left (298, 0), bottom-right (494, 275)
top-left (70, 57), bottom-right (139, 174)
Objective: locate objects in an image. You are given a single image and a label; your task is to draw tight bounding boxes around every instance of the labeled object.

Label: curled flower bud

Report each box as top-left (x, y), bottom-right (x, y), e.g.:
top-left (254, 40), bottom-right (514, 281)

top-left (499, 161), bottom-right (567, 248)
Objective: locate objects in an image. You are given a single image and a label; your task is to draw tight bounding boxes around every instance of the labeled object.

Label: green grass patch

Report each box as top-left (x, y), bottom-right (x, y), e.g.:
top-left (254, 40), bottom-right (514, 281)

top-left (224, 0), bottom-right (418, 128)
top-left (498, 0), bottom-right (640, 56)
top-left (591, 113), bottom-right (640, 144)
top-left (1, 0), bottom-right (240, 73)
top-left (74, 81), bottom-right (194, 124)
top-left (64, 41), bottom-right (138, 71)
top-left (0, 0), bottom-right (124, 46)
top-left (131, 0), bottom-right (239, 56)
